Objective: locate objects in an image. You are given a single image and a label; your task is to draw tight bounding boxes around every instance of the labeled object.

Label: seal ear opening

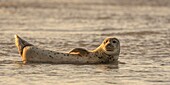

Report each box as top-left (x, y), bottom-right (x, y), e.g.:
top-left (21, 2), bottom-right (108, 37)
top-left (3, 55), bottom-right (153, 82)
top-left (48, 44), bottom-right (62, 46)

top-left (69, 48), bottom-right (89, 56)
top-left (14, 35), bottom-right (33, 56)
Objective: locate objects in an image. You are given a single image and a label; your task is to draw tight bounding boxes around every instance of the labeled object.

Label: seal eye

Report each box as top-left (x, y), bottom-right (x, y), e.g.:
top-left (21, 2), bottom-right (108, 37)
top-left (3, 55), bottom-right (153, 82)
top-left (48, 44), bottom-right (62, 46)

top-left (104, 39), bottom-right (109, 44)
top-left (112, 40), bottom-right (116, 43)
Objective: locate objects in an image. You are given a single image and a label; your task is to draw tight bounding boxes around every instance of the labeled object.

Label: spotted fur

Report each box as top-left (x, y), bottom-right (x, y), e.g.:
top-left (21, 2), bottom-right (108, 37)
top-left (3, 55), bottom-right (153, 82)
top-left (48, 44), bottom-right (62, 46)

top-left (15, 35), bottom-right (120, 64)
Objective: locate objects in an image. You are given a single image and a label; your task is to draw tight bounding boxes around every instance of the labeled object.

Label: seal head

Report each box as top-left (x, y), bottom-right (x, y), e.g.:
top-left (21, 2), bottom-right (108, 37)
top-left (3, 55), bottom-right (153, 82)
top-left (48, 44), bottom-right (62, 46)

top-left (102, 37), bottom-right (120, 55)
top-left (92, 37), bottom-right (120, 63)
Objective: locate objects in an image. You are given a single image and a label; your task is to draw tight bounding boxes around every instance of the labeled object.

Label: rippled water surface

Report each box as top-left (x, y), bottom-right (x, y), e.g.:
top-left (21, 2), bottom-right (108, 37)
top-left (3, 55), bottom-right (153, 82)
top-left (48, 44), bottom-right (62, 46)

top-left (0, 0), bottom-right (170, 85)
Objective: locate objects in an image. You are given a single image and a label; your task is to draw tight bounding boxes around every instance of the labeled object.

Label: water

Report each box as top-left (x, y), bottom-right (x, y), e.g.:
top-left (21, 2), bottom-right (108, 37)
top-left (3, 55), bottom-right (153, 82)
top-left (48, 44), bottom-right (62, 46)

top-left (0, 0), bottom-right (170, 85)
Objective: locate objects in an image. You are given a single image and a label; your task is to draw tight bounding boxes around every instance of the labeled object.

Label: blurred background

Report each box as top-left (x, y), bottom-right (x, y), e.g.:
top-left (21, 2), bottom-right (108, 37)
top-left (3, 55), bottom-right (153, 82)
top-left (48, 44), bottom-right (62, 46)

top-left (0, 0), bottom-right (170, 85)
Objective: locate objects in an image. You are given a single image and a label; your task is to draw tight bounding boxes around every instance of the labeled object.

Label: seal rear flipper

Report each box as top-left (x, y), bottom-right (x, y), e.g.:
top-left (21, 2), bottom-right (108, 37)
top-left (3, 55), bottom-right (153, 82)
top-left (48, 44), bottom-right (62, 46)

top-left (14, 35), bottom-right (33, 56)
top-left (69, 48), bottom-right (89, 56)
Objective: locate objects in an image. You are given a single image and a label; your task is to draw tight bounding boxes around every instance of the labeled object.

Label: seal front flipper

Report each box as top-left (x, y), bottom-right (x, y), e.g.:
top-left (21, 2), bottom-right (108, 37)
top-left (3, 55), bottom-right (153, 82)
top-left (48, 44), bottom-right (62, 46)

top-left (69, 48), bottom-right (89, 56)
top-left (14, 35), bottom-right (33, 56)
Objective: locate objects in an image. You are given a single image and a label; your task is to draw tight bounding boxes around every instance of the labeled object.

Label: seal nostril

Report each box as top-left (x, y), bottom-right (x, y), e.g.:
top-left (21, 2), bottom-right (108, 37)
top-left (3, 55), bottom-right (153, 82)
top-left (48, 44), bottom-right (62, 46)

top-left (108, 43), bottom-right (112, 46)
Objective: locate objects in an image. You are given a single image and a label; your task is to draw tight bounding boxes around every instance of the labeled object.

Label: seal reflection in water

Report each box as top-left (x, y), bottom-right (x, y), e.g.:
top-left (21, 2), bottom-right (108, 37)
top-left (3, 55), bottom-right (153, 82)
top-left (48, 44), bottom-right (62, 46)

top-left (15, 35), bottom-right (120, 64)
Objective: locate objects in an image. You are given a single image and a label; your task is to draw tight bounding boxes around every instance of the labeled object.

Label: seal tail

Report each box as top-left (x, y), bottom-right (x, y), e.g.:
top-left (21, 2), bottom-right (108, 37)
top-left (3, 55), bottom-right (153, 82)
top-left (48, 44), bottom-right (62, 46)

top-left (14, 35), bottom-right (33, 56)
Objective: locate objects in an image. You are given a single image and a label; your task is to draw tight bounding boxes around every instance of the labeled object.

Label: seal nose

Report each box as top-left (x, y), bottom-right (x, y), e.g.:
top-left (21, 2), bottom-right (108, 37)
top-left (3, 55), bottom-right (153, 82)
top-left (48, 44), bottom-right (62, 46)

top-left (108, 43), bottom-right (111, 46)
top-left (107, 43), bottom-right (112, 48)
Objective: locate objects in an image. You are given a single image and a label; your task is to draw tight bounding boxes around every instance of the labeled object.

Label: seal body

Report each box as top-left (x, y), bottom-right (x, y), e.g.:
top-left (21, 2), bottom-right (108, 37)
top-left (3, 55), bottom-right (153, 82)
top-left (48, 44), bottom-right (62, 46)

top-left (22, 46), bottom-right (101, 64)
top-left (15, 35), bottom-right (120, 64)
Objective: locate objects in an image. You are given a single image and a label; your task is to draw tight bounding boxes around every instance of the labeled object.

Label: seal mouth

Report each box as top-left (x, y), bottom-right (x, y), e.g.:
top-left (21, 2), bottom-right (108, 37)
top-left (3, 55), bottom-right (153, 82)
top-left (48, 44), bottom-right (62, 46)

top-left (106, 49), bottom-right (114, 51)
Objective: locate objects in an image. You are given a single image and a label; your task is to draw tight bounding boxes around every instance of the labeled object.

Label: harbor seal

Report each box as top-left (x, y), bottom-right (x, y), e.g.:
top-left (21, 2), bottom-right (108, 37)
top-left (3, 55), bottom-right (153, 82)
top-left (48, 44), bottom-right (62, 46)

top-left (15, 35), bottom-right (120, 64)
